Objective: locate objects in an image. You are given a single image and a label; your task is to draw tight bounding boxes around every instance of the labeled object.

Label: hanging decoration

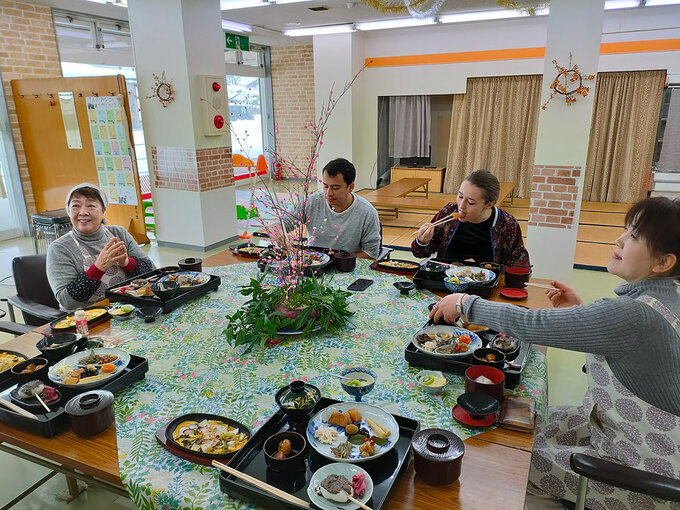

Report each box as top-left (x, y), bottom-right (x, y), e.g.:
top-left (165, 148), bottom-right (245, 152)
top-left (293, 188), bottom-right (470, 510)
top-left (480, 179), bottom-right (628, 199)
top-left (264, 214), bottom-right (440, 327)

top-left (361, 0), bottom-right (446, 18)
top-left (147, 72), bottom-right (175, 108)
top-left (541, 55), bottom-right (595, 110)
top-left (496, 0), bottom-right (550, 16)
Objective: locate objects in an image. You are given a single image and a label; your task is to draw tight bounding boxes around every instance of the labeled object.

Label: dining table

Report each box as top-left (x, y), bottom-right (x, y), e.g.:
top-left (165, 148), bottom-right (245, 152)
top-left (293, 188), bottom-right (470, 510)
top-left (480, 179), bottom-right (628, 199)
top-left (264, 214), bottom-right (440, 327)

top-left (0, 250), bottom-right (551, 510)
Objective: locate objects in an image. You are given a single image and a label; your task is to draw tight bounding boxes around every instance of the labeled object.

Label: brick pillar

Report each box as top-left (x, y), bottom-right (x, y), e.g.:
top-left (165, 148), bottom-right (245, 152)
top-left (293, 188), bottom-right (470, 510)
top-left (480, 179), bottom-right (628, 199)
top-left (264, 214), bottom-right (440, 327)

top-left (529, 165), bottom-right (580, 228)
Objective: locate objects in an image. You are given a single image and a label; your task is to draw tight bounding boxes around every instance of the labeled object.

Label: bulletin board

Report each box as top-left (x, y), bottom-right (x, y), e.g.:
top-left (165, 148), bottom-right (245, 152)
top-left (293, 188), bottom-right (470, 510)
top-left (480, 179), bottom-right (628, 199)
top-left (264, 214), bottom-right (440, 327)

top-left (11, 75), bottom-right (149, 243)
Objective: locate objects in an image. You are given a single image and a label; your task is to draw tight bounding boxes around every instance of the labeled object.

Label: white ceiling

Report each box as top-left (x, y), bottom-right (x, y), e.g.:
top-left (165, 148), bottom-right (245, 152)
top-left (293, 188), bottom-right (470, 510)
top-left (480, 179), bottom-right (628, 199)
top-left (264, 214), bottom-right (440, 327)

top-left (29, 0), bottom-right (549, 46)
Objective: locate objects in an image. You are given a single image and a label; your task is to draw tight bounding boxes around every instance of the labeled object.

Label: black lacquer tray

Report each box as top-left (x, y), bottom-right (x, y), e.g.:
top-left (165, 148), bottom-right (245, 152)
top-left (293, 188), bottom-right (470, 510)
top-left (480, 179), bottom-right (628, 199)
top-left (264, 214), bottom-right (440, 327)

top-left (0, 353), bottom-right (148, 437)
top-left (413, 259), bottom-right (500, 298)
top-left (404, 330), bottom-right (533, 388)
top-left (219, 397), bottom-right (420, 510)
top-left (105, 268), bottom-right (221, 314)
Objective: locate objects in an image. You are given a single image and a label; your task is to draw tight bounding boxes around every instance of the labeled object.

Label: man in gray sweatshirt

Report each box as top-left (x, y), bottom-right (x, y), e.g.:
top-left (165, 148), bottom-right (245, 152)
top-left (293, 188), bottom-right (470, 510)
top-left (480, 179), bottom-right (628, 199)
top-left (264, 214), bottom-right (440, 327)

top-left (278, 158), bottom-right (382, 259)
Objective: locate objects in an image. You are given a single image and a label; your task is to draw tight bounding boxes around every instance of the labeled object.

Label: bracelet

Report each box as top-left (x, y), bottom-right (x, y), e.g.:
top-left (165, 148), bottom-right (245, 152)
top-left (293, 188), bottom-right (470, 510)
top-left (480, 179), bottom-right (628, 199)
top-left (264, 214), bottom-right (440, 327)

top-left (456, 294), bottom-right (467, 321)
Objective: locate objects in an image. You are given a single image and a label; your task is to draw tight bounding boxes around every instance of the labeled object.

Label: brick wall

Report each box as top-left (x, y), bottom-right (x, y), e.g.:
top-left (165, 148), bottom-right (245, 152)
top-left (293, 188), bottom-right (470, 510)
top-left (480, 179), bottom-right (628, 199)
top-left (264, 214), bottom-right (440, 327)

top-left (270, 45), bottom-right (316, 178)
top-left (152, 146), bottom-right (233, 192)
top-left (0, 0), bottom-right (62, 217)
top-left (528, 165), bottom-right (580, 228)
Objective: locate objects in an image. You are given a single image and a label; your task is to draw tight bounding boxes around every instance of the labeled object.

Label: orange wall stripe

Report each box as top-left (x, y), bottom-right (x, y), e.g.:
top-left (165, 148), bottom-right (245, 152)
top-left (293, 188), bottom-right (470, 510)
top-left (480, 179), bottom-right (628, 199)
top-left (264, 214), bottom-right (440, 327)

top-left (365, 38), bottom-right (680, 68)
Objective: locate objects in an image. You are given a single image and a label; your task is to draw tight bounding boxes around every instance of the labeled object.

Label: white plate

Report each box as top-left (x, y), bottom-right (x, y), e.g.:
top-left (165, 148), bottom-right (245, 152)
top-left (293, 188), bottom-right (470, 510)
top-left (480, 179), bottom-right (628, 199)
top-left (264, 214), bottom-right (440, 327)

top-left (445, 266), bottom-right (495, 283)
top-left (158, 271), bottom-right (210, 289)
top-left (307, 463), bottom-right (374, 510)
top-left (306, 402), bottom-right (399, 463)
top-left (48, 348), bottom-right (130, 389)
top-left (412, 325), bottom-right (482, 358)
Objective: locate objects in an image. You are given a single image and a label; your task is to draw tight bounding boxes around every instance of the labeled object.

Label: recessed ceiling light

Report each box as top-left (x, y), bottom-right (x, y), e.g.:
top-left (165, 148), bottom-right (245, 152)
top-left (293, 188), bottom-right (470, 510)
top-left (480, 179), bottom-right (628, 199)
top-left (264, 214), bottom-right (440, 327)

top-left (285, 21), bottom-right (302, 26)
top-left (284, 24), bottom-right (355, 36)
top-left (221, 0), bottom-right (267, 9)
top-left (222, 19), bottom-right (253, 33)
top-left (604, 0), bottom-right (640, 8)
top-left (356, 18), bottom-right (436, 31)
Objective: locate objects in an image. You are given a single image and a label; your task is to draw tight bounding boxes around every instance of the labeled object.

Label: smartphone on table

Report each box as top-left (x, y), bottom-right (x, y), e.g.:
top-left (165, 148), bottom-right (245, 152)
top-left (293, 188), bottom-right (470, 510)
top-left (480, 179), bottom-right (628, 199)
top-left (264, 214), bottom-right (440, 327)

top-left (347, 279), bottom-right (374, 291)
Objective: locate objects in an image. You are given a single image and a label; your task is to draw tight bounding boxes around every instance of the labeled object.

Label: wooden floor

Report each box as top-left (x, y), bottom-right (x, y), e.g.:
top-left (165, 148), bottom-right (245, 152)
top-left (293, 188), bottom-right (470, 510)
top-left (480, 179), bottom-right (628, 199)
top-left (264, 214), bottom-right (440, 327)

top-left (371, 194), bottom-right (630, 270)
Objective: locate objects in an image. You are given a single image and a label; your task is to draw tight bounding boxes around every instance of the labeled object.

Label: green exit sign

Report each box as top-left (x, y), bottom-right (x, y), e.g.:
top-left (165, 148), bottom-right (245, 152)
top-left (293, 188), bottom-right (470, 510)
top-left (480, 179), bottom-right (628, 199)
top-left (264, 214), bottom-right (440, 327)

top-left (225, 32), bottom-right (250, 52)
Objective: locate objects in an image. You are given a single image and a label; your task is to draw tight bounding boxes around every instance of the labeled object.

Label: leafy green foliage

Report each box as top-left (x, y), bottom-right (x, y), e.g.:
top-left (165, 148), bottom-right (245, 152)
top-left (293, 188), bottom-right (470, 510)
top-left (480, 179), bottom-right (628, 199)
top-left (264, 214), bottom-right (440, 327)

top-left (224, 273), bottom-right (353, 354)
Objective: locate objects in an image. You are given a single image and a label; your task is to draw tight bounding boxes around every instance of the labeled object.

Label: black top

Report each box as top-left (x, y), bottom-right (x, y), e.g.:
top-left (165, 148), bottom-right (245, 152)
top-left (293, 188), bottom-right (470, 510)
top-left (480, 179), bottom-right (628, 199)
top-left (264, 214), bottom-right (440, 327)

top-left (444, 208), bottom-right (495, 262)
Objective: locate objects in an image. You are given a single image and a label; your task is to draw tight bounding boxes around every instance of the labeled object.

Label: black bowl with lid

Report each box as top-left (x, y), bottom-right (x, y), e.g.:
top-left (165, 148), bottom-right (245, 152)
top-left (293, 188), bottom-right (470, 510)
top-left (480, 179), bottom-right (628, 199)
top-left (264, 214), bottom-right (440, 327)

top-left (419, 261), bottom-right (448, 280)
top-left (65, 389), bottom-right (115, 437)
top-left (412, 428), bottom-right (465, 485)
top-left (334, 251), bottom-right (356, 272)
top-left (275, 381), bottom-right (321, 426)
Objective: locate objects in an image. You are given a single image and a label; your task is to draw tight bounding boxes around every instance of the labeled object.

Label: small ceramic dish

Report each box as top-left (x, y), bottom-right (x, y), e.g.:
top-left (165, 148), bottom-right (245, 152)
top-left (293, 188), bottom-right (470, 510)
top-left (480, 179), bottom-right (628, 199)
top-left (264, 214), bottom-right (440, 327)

top-left (151, 280), bottom-right (180, 301)
top-left (472, 347), bottom-right (506, 370)
top-left (263, 430), bottom-right (307, 473)
top-left (275, 381), bottom-right (321, 425)
top-left (456, 392), bottom-right (500, 420)
top-left (36, 333), bottom-right (84, 363)
top-left (109, 304), bottom-right (135, 321)
top-left (415, 370), bottom-right (447, 394)
top-left (339, 367), bottom-right (376, 402)
top-left (393, 281), bottom-right (416, 295)
top-left (443, 276), bottom-right (469, 294)
top-left (135, 306), bottom-right (163, 323)
top-left (11, 356), bottom-right (49, 384)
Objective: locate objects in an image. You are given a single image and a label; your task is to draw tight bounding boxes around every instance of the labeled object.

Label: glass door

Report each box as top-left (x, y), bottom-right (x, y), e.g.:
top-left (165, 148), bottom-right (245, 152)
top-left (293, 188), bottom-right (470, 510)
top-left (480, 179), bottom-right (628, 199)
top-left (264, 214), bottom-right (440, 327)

top-left (0, 71), bottom-right (27, 241)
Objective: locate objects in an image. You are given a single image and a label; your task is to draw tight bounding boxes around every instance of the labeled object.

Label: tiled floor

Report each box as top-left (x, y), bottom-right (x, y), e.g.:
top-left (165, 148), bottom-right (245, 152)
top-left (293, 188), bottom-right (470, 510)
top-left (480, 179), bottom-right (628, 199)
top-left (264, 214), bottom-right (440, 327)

top-left (0, 229), bottom-right (622, 509)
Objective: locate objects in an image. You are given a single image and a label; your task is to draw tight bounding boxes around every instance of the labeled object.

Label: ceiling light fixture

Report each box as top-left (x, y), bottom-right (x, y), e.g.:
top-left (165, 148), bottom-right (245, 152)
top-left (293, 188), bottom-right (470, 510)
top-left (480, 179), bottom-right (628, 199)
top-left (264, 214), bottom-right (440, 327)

top-left (220, 0), bottom-right (267, 9)
top-left (271, 0), bottom-right (314, 4)
top-left (439, 9), bottom-right (532, 24)
top-left (603, 0), bottom-right (640, 8)
top-left (645, 0), bottom-right (680, 5)
top-left (222, 19), bottom-right (253, 32)
top-left (356, 17), bottom-right (436, 30)
top-left (284, 24), bottom-right (355, 36)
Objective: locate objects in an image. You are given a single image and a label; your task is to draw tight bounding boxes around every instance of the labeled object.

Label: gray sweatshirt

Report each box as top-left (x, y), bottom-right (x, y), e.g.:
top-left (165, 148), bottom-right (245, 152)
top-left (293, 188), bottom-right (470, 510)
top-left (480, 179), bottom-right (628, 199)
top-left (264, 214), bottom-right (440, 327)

top-left (464, 277), bottom-right (680, 416)
top-left (284, 192), bottom-right (381, 258)
top-left (47, 225), bottom-right (154, 311)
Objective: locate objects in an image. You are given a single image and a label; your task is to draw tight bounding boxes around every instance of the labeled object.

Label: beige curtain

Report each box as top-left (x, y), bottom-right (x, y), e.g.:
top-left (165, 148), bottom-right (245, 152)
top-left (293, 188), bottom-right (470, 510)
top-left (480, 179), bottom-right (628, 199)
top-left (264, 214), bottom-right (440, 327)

top-left (584, 70), bottom-right (666, 203)
top-left (444, 75), bottom-right (541, 198)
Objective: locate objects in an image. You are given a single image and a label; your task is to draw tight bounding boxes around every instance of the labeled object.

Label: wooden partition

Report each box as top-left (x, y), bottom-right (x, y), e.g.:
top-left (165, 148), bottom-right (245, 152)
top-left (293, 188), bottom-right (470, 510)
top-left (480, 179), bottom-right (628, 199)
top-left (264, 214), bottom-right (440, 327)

top-left (11, 75), bottom-right (149, 243)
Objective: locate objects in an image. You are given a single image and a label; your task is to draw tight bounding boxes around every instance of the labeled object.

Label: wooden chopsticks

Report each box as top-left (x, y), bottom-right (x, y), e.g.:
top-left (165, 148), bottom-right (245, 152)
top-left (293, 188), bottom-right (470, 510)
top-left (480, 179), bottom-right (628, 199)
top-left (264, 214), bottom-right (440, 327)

top-left (212, 460), bottom-right (310, 508)
top-left (412, 212), bottom-right (459, 235)
top-left (0, 398), bottom-right (39, 420)
top-left (524, 282), bottom-right (556, 290)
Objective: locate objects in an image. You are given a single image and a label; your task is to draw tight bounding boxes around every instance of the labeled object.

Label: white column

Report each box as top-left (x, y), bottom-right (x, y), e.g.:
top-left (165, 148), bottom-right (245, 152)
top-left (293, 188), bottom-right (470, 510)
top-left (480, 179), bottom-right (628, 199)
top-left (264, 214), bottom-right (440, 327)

top-left (526, 0), bottom-right (606, 281)
top-left (128, 0), bottom-right (237, 250)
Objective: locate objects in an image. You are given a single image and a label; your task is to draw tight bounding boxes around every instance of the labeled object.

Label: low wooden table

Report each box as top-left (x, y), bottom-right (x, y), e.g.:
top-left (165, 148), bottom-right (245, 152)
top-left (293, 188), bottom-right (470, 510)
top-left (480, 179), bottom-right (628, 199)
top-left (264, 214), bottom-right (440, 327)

top-left (0, 251), bottom-right (550, 509)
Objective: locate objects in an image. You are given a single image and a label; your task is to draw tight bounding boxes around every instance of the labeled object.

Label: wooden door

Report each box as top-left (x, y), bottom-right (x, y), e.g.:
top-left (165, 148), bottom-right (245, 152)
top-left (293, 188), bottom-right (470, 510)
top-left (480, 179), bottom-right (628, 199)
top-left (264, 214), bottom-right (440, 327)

top-left (11, 75), bottom-right (149, 243)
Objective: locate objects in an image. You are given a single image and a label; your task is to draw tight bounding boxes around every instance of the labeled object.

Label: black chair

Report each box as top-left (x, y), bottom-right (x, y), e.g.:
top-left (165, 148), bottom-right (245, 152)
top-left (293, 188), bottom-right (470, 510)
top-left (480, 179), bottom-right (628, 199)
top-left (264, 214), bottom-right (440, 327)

top-left (570, 453), bottom-right (680, 510)
top-left (0, 320), bottom-right (33, 336)
top-left (3, 254), bottom-right (62, 327)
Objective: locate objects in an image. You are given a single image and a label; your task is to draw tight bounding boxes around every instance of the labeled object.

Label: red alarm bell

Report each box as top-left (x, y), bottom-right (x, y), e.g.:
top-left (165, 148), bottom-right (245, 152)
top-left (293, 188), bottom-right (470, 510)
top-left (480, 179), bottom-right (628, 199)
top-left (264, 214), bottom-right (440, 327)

top-left (214, 115), bottom-right (224, 129)
top-left (212, 81), bottom-right (221, 92)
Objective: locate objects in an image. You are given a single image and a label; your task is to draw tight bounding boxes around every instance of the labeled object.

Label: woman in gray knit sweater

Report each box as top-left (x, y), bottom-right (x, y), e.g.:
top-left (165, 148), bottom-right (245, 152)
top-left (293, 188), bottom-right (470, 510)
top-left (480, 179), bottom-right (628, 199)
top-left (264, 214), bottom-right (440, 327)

top-left (432, 197), bottom-right (680, 510)
top-left (47, 183), bottom-right (155, 311)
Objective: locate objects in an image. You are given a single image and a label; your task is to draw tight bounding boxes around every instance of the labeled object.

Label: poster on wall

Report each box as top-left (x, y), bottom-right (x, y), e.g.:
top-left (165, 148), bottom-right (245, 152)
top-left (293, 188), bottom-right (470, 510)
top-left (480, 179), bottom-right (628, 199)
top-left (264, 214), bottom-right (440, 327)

top-left (85, 95), bottom-right (137, 206)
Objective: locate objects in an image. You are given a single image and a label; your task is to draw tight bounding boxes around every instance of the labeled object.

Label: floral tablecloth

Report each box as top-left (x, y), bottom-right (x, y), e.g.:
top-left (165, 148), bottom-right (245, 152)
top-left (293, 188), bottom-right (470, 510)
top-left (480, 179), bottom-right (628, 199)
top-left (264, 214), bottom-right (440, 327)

top-left (112, 259), bottom-right (547, 510)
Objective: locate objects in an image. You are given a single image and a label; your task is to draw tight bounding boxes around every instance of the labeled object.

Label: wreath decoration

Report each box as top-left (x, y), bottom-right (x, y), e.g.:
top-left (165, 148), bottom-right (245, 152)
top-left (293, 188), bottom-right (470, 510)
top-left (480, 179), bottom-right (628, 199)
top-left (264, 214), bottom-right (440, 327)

top-left (147, 72), bottom-right (175, 108)
top-left (542, 57), bottom-right (595, 110)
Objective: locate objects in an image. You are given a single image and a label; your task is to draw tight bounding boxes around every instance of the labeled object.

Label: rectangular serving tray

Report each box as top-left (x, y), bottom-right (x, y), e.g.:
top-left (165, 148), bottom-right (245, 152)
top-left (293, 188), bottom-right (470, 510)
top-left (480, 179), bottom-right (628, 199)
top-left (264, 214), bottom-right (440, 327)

top-left (105, 269), bottom-right (221, 314)
top-left (404, 330), bottom-right (532, 388)
top-left (0, 353), bottom-right (148, 437)
top-left (219, 397), bottom-right (420, 510)
top-left (413, 260), bottom-right (500, 299)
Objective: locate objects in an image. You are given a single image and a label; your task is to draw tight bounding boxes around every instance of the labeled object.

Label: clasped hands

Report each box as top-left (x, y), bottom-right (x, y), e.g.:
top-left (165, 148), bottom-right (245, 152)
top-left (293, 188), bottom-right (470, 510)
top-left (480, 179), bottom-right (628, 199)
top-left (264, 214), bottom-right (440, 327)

top-left (94, 237), bottom-right (129, 272)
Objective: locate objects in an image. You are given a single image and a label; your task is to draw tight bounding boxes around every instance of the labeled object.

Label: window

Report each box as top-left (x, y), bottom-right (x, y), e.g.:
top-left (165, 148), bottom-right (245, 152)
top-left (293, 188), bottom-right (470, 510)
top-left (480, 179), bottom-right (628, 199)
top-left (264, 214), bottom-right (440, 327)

top-left (225, 44), bottom-right (274, 181)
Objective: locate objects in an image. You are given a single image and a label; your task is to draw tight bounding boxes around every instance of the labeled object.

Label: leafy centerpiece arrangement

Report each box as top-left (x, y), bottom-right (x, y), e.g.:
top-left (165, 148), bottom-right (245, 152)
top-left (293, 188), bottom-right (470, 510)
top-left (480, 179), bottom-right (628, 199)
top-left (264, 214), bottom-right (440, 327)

top-left (224, 69), bottom-right (365, 353)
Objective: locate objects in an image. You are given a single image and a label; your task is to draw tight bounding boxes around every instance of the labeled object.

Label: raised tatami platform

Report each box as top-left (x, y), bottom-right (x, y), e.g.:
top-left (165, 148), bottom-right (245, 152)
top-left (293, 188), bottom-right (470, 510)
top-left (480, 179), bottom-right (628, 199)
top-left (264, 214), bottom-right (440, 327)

top-left (366, 193), bottom-right (630, 270)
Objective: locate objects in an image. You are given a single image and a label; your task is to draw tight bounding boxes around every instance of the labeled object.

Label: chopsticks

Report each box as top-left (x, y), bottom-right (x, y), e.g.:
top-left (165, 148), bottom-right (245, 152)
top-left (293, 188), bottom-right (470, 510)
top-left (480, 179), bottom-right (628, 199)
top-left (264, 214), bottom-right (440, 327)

top-left (34, 394), bottom-right (51, 412)
top-left (412, 212), bottom-right (459, 235)
top-left (524, 282), bottom-right (556, 290)
top-left (347, 494), bottom-right (373, 510)
top-left (0, 398), bottom-right (39, 420)
top-left (211, 460), bottom-right (310, 508)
